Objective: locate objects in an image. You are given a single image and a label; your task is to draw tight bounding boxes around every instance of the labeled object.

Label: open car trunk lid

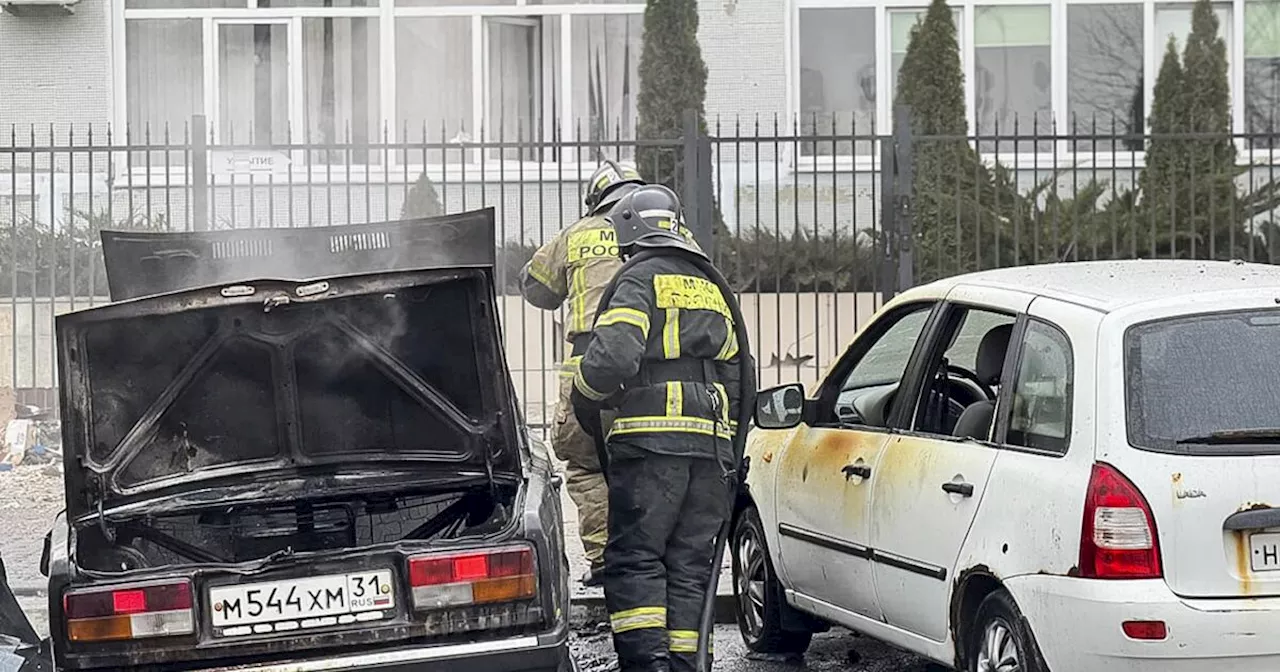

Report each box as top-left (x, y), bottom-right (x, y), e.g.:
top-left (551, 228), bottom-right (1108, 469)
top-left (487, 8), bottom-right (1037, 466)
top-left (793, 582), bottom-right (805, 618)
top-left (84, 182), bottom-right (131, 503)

top-left (1108, 297), bottom-right (1280, 599)
top-left (57, 209), bottom-right (523, 520)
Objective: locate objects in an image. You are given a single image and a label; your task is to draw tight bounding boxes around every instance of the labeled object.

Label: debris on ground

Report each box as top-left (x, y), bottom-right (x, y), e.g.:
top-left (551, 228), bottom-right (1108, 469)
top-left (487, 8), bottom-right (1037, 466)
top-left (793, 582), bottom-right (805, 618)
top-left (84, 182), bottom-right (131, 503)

top-left (569, 629), bottom-right (619, 672)
top-left (746, 651), bottom-right (805, 664)
top-left (0, 418), bottom-right (61, 473)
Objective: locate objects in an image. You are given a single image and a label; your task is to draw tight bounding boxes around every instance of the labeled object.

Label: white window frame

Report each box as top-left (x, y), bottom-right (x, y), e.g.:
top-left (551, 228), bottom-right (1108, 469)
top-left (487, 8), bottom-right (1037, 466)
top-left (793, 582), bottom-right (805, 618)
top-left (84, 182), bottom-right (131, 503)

top-left (790, 0), bottom-right (1274, 172)
top-left (114, 0), bottom-right (646, 184)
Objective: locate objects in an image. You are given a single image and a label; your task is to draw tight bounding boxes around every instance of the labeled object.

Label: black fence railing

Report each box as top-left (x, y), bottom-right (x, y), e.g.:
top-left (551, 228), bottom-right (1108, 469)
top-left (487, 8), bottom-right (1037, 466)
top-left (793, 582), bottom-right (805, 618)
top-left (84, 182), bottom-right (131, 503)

top-left (3, 114), bottom-right (1279, 426)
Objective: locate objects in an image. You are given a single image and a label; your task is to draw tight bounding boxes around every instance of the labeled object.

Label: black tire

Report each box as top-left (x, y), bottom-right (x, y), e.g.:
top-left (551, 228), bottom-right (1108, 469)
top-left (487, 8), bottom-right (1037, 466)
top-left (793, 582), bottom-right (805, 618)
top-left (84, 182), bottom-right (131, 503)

top-left (968, 590), bottom-right (1048, 672)
top-left (731, 505), bottom-right (812, 654)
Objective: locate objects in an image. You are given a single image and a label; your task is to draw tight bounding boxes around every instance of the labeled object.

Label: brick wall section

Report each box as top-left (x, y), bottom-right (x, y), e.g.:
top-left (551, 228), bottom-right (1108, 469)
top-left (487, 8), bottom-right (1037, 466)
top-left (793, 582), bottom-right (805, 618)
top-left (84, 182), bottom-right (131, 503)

top-left (0, 0), bottom-right (112, 127)
top-left (698, 0), bottom-right (788, 165)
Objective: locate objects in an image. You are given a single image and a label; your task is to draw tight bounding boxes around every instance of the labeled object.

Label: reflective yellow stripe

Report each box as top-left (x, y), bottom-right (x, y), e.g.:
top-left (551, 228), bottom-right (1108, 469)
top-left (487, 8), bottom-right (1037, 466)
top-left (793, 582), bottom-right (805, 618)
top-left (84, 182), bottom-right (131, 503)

top-left (713, 383), bottom-right (730, 424)
top-left (574, 371), bottom-right (610, 402)
top-left (669, 630), bottom-right (700, 653)
top-left (608, 416), bottom-right (736, 440)
top-left (570, 266), bottom-right (588, 333)
top-left (610, 606), bottom-right (666, 633)
top-left (666, 382), bottom-right (683, 417)
top-left (527, 259), bottom-right (555, 287)
top-left (558, 356), bottom-right (582, 378)
top-left (715, 317), bottom-right (738, 361)
top-left (597, 307), bottom-right (651, 337)
top-left (662, 308), bottom-right (681, 359)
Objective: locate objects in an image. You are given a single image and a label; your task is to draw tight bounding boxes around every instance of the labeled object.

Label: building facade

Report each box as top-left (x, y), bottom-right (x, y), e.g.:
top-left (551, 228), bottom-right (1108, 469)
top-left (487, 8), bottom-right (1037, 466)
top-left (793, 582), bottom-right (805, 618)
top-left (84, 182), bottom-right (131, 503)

top-left (0, 0), bottom-right (1275, 173)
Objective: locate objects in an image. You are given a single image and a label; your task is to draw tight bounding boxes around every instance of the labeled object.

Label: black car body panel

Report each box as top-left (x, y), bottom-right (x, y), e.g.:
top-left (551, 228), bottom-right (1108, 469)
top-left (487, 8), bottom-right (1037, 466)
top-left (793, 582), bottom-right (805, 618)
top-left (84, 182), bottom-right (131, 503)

top-left (99, 210), bottom-right (498, 302)
top-left (56, 267), bottom-right (521, 518)
top-left (38, 210), bottom-right (571, 671)
top-left (0, 554), bottom-right (52, 672)
top-left (44, 450), bottom-right (570, 670)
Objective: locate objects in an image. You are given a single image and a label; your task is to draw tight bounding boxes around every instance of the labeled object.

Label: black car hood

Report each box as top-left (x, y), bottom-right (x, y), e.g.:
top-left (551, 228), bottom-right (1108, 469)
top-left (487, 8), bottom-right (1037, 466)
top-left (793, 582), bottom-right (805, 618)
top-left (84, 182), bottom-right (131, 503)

top-left (58, 211), bottom-right (523, 520)
top-left (100, 210), bottom-right (500, 302)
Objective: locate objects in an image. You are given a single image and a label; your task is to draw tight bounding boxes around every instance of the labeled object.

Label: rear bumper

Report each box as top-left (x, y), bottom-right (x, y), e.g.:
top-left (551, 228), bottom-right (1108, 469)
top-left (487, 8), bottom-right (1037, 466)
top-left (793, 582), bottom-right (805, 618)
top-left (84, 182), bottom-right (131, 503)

top-left (1008, 574), bottom-right (1280, 671)
top-left (201, 629), bottom-right (573, 672)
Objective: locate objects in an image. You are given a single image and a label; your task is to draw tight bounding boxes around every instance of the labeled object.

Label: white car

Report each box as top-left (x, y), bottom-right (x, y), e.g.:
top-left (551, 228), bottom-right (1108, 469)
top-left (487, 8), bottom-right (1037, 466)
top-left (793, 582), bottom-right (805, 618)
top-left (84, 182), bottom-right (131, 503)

top-left (733, 259), bottom-right (1280, 672)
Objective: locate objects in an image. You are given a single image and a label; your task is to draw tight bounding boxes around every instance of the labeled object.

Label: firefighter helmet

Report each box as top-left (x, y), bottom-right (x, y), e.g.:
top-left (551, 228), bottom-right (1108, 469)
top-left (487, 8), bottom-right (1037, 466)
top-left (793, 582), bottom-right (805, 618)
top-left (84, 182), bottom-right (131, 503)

top-left (606, 184), bottom-right (705, 258)
top-left (584, 160), bottom-right (645, 215)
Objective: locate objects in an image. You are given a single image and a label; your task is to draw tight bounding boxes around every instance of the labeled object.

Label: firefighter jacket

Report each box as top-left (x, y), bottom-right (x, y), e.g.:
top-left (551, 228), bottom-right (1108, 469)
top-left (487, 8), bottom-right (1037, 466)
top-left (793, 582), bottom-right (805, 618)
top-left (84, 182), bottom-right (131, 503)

top-left (572, 253), bottom-right (742, 459)
top-left (519, 214), bottom-right (623, 348)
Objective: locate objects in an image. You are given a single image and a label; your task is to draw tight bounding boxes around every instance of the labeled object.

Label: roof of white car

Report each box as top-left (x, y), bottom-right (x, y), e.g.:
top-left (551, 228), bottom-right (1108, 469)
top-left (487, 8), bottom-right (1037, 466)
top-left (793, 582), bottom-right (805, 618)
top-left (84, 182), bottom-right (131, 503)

top-left (936, 259), bottom-right (1280, 312)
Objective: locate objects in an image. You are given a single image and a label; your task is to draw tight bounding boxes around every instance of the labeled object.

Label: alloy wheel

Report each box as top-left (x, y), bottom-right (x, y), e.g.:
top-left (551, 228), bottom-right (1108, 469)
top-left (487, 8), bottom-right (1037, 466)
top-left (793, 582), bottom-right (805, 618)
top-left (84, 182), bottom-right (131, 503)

top-left (734, 522), bottom-right (766, 639)
top-left (975, 620), bottom-right (1020, 672)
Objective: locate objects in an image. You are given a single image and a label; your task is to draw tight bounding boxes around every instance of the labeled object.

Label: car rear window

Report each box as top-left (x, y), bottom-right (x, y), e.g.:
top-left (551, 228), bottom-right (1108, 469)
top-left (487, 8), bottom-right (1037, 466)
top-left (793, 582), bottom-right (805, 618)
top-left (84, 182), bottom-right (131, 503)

top-left (1126, 309), bottom-right (1280, 455)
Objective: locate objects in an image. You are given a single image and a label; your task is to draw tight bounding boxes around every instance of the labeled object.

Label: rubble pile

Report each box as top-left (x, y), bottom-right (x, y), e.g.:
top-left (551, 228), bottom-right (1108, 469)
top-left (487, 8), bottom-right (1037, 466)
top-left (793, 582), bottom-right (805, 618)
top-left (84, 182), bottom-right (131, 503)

top-left (0, 405), bottom-right (61, 473)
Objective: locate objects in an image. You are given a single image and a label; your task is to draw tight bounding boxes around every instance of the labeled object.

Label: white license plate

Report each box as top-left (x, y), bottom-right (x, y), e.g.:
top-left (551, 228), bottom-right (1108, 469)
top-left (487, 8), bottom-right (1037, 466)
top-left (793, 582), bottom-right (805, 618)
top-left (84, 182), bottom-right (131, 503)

top-left (209, 569), bottom-right (396, 635)
top-left (1250, 532), bottom-right (1280, 572)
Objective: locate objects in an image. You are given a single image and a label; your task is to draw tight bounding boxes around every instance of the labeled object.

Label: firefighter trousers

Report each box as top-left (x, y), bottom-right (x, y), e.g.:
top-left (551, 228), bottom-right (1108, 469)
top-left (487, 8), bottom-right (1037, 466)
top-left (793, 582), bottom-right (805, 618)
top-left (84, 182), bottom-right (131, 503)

top-left (603, 450), bottom-right (732, 672)
top-left (552, 372), bottom-right (609, 565)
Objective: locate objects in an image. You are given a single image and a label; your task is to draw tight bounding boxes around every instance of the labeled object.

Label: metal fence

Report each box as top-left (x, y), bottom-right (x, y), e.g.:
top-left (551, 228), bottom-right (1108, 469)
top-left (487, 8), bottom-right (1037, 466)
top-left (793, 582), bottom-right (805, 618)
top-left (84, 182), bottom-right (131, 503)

top-left (4, 111), bottom-right (1280, 430)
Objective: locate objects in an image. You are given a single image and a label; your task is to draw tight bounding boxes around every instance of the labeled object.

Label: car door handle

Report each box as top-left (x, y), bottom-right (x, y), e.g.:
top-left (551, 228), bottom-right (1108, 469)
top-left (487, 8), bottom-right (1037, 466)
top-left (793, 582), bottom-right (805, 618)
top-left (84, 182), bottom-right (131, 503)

top-left (842, 464), bottom-right (872, 480)
top-left (942, 481), bottom-right (975, 497)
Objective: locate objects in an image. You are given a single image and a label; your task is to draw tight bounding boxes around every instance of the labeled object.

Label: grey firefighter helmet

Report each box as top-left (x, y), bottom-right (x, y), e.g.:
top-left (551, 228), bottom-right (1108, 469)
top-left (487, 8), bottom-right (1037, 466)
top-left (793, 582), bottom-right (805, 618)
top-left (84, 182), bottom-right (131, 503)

top-left (584, 160), bottom-right (645, 215)
top-left (605, 184), bottom-right (706, 259)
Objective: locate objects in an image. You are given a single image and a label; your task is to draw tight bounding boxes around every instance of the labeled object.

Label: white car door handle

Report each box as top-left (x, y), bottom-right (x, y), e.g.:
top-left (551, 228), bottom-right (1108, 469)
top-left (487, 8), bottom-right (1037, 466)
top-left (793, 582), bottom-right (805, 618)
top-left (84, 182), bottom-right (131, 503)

top-left (942, 481), bottom-right (974, 497)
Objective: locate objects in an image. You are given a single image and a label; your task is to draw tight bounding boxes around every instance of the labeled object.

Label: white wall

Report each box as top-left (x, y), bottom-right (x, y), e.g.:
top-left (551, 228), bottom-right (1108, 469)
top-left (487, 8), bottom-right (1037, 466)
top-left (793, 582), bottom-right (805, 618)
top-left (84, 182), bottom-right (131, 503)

top-left (0, 0), bottom-right (112, 127)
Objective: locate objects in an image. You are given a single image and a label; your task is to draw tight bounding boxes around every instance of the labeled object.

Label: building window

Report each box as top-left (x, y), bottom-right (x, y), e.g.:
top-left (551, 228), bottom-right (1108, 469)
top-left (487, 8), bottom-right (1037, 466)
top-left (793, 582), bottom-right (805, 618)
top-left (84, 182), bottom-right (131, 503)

top-left (1155, 2), bottom-right (1233, 53)
top-left (396, 17), bottom-right (472, 163)
top-left (126, 19), bottom-right (204, 143)
top-left (302, 18), bottom-right (381, 163)
top-left (889, 8), bottom-right (963, 110)
top-left (798, 7), bottom-right (876, 157)
top-left (571, 14), bottom-right (643, 160)
top-left (125, 0), bottom-right (239, 6)
top-left (218, 23), bottom-right (291, 145)
top-left (1246, 0), bottom-right (1280, 148)
top-left (1067, 4), bottom-right (1144, 151)
top-left (485, 17), bottom-right (561, 161)
top-left (122, 2), bottom-right (646, 168)
top-left (974, 5), bottom-right (1053, 153)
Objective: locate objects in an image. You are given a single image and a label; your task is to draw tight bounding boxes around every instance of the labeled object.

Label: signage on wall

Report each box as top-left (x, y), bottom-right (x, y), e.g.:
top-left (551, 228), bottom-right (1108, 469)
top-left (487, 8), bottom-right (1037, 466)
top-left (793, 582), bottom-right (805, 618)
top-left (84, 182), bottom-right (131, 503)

top-left (210, 149), bottom-right (293, 176)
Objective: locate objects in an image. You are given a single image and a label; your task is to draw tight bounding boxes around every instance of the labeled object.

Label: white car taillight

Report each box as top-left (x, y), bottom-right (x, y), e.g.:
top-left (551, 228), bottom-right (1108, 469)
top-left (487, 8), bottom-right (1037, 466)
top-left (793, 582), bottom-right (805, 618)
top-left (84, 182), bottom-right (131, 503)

top-left (63, 580), bottom-right (195, 642)
top-left (407, 545), bottom-right (536, 610)
top-left (1079, 462), bottom-right (1163, 579)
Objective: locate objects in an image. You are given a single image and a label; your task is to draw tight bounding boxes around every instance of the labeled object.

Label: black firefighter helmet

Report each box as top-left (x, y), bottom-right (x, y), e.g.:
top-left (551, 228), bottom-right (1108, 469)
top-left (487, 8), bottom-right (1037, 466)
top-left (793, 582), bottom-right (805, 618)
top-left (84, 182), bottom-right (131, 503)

top-left (606, 184), bottom-right (705, 259)
top-left (584, 160), bottom-right (645, 216)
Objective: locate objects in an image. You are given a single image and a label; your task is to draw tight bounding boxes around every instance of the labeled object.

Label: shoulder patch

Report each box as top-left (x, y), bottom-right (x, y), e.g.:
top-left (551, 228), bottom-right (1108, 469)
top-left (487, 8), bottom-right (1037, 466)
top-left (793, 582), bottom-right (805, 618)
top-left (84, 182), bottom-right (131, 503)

top-left (653, 274), bottom-right (730, 317)
top-left (567, 228), bottom-right (619, 263)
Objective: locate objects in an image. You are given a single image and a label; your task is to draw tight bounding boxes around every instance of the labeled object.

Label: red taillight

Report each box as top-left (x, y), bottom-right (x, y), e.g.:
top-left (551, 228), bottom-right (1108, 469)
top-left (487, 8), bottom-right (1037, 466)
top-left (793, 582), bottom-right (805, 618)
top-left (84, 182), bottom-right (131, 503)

top-left (1122, 620), bottom-right (1168, 640)
top-left (1080, 462), bottom-right (1162, 579)
top-left (63, 580), bottom-right (195, 642)
top-left (111, 589), bottom-right (146, 614)
top-left (406, 546), bottom-right (536, 610)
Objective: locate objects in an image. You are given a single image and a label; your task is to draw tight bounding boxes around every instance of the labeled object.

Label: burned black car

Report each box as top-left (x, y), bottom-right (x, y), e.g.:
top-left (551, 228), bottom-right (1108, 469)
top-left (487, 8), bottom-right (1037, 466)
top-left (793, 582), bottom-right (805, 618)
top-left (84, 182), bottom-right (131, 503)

top-left (28, 209), bottom-right (572, 671)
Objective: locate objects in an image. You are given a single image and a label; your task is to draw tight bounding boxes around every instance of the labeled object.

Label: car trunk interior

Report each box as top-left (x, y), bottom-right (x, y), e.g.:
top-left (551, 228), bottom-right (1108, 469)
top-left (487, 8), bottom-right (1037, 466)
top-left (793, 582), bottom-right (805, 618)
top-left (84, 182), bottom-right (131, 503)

top-left (74, 483), bottom-right (520, 572)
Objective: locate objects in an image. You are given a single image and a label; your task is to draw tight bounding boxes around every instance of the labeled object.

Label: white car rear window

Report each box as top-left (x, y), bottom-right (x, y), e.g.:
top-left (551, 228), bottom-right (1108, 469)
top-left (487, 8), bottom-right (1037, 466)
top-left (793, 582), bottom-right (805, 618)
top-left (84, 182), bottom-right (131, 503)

top-left (1126, 309), bottom-right (1280, 455)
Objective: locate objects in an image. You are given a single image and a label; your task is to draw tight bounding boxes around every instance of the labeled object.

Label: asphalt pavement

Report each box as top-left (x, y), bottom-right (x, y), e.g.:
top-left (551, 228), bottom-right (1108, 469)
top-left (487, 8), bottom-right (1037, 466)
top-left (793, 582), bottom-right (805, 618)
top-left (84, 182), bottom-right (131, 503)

top-left (571, 624), bottom-right (942, 672)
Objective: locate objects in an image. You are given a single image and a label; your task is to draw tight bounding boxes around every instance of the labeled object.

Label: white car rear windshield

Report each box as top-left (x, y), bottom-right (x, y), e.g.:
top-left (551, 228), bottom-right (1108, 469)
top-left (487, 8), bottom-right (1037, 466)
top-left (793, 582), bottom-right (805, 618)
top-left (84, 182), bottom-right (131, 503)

top-left (1126, 309), bottom-right (1280, 455)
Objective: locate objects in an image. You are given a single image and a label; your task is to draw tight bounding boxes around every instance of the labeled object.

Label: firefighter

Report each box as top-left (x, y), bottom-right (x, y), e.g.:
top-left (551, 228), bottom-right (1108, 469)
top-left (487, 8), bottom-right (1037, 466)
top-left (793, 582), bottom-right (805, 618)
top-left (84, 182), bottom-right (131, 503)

top-left (518, 159), bottom-right (645, 587)
top-left (570, 184), bottom-right (742, 672)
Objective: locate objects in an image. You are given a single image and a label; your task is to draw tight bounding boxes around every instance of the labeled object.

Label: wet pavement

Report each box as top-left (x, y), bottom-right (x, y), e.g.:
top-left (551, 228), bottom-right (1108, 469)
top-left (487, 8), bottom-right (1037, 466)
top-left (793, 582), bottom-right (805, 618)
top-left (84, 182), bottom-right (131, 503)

top-left (570, 625), bottom-right (939, 672)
